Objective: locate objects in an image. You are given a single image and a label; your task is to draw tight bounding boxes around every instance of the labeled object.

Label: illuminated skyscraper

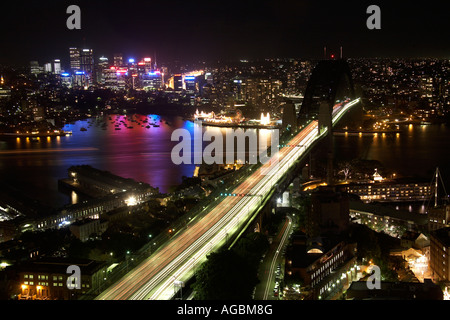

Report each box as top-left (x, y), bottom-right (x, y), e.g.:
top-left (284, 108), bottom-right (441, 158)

top-left (80, 48), bottom-right (94, 74)
top-left (44, 63), bottom-right (52, 73)
top-left (69, 47), bottom-right (81, 71)
top-left (53, 59), bottom-right (61, 75)
top-left (113, 53), bottom-right (123, 67)
top-left (184, 76), bottom-right (196, 92)
top-left (173, 74), bottom-right (183, 91)
top-left (95, 56), bottom-right (109, 84)
top-left (142, 70), bottom-right (162, 91)
top-left (30, 61), bottom-right (42, 75)
top-left (143, 57), bottom-right (152, 73)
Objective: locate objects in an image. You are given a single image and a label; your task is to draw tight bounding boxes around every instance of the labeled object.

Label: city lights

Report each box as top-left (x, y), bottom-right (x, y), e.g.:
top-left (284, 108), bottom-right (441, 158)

top-left (0, 2), bottom-right (448, 304)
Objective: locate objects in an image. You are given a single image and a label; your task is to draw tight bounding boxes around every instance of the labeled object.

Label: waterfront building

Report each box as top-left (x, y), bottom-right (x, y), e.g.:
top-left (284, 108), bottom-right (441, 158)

top-left (339, 178), bottom-right (433, 202)
top-left (349, 201), bottom-right (428, 237)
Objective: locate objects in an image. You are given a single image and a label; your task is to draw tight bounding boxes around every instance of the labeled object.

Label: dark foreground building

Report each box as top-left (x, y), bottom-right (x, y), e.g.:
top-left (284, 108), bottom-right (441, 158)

top-left (14, 257), bottom-right (107, 300)
top-left (346, 279), bottom-right (443, 300)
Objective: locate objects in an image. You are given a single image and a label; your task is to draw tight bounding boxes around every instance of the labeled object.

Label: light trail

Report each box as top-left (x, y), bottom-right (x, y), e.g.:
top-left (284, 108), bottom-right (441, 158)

top-left (263, 215), bottom-right (292, 300)
top-left (95, 98), bottom-right (360, 300)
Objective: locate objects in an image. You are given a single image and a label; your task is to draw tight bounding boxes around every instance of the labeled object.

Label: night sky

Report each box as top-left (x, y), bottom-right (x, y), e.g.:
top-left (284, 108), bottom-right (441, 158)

top-left (0, 0), bottom-right (449, 66)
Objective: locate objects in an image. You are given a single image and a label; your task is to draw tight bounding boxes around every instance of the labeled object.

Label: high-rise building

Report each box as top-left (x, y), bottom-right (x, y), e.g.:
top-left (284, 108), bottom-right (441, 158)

top-left (53, 59), bottom-right (61, 75)
top-left (205, 72), bottom-right (213, 85)
top-left (95, 56), bottom-right (109, 84)
top-left (69, 47), bottom-right (81, 71)
top-left (60, 72), bottom-right (72, 88)
top-left (113, 53), bottom-right (123, 67)
top-left (30, 61), bottom-right (42, 75)
top-left (173, 74), bottom-right (183, 91)
top-left (44, 63), bottom-right (52, 73)
top-left (80, 49), bottom-right (94, 74)
top-left (143, 57), bottom-right (152, 73)
top-left (142, 70), bottom-right (162, 91)
top-left (103, 67), bottom-right (119, 90)
top-left (184, 76), bottom-right (196, 92)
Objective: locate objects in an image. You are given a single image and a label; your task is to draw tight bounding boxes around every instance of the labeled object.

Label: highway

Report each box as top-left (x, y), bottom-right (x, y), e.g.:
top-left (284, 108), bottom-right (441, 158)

top-left (255, 215), bottom-right (293, 300)
top-left (95, 98), bottom-right (360, 300)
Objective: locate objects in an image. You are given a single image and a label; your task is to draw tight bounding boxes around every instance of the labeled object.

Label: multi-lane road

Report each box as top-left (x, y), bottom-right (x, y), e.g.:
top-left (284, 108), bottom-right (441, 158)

top-left (95, 98), bottom-right (360, 300)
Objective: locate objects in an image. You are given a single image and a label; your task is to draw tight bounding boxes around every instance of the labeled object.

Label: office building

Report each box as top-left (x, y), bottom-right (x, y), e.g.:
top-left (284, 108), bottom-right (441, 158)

top-left (113, 53), bottom-right (123, 67)
top-left (30, 61), bottom-right (42, 75)
top-left (95, 56), bottom-right (109, 84)
top-left (142, 70), bottom-right (162, 91)
top-left (103, 67), bottom-right (119, 90)
top-left (184, 75), bottom-right (196, 92)
top-left (53, 59), bottom-right (61, 75)
top-left (143, 57), bottom-right (152, 73)
top-left (44, 63), bottom-right (52, 73)
top-left (80, 49), bottom-right (94, 75)
top-left (69, 47), bottom-right (81, 71)
top-left (73, 71), bottom-right (88, 88)
top-left (242, 77), bottom-right (282, 108)
top-left (173, 74), bottom-right (183, 91)
top-left (60, 72), bottom-right (72, 87)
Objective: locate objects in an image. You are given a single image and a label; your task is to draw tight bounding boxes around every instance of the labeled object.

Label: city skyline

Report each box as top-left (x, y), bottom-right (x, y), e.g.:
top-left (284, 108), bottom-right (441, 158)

top-left (1, 0), bottom-right (449, 66)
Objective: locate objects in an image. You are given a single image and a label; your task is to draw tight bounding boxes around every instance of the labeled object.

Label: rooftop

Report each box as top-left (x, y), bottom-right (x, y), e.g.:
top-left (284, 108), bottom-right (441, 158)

top-left (16, 257), bottom-right (107, 275)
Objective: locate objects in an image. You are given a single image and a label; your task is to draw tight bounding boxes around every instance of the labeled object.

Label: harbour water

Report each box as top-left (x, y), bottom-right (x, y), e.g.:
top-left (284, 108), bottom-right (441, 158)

top-left (0, 116), bottom-right (449, 211)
